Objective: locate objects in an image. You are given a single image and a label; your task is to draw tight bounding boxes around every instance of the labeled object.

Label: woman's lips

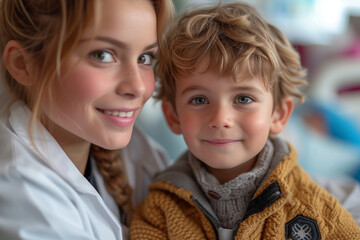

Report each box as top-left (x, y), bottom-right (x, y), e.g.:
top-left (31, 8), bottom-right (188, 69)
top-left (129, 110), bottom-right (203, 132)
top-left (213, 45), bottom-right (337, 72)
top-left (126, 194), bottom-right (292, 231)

top-left (97, 108), bottom-right (138, 128)
top-left (103, 109), bottom-right (134, 118)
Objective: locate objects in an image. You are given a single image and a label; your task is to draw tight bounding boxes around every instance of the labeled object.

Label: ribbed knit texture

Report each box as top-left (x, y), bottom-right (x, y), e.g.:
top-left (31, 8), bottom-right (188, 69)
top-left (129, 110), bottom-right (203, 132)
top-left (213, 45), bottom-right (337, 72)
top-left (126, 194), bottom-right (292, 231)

top-left (189, 139), bottom-right (276, 229)
top-left (131, 142), bottom-right (360, 239)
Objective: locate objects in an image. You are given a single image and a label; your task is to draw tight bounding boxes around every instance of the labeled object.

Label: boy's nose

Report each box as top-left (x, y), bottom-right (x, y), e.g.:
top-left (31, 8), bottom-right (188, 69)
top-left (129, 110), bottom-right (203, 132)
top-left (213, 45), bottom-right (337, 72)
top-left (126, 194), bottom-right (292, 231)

top-left (208, 105), bottom-right (233, 129)
top-left (116, 64), bottom-right (146, 98)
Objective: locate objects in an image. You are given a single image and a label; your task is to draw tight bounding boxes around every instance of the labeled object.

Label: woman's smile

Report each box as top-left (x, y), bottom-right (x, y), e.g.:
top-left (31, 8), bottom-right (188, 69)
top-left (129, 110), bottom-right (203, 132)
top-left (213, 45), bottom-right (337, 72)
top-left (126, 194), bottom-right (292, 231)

top-left (97, 107), bottom-right (139, 128)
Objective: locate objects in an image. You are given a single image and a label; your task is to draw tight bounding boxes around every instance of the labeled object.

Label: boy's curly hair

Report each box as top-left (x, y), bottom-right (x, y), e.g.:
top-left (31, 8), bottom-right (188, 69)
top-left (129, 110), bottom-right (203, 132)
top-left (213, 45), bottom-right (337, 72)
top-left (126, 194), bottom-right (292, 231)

top-left (155, 2), bottom-right (307, 109)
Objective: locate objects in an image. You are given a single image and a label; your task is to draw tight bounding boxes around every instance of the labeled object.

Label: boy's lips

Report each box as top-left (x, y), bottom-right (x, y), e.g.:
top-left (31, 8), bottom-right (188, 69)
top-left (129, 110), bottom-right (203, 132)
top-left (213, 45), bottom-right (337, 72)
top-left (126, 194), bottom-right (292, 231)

top-left (203, 139), bottom-right (241, 145)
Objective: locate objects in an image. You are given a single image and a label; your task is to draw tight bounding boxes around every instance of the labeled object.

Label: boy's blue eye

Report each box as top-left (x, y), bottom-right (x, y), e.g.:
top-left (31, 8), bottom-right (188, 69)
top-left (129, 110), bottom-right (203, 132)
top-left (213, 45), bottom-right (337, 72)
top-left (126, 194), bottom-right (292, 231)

top-left (235, 96), bottom-right (253, 104)
top-left (138, 53), bottom-right (154, 65)
top-left (190, 97), bottom-right (208, 105)
top-left (90, 50), bottom-right (114, 63)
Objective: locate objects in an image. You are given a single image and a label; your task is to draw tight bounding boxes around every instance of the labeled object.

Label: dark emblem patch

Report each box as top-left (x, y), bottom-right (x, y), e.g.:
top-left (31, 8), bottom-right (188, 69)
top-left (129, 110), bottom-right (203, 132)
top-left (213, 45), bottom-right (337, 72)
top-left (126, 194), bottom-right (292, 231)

top-left (285, 215), bottom-right (320, 240)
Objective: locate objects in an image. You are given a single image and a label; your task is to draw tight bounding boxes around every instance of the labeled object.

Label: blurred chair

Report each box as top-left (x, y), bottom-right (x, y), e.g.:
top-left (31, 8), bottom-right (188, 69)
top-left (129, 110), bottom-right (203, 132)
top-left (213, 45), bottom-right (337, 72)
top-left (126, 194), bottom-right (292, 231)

top-left (310, 59), bottom-right (360, 125)
top-left (281, 59), bottom-right (360, 181)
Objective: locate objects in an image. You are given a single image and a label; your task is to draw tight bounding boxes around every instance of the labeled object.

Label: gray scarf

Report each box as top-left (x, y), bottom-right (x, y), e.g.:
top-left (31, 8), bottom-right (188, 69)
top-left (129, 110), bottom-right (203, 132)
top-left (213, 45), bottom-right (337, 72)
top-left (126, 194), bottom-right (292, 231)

top-left (189, 137), bottom-right (288, 229)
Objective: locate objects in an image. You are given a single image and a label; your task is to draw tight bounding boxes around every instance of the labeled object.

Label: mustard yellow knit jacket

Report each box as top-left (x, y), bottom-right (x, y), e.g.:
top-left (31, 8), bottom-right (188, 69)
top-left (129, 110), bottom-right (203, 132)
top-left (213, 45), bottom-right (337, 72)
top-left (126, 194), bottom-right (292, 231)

top-left (130, 144), bottom-right (360, 239)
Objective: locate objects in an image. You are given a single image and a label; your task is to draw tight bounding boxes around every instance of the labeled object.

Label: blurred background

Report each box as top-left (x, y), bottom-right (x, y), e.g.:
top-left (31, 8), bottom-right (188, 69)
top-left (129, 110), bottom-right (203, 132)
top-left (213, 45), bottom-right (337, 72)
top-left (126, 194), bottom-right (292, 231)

top-left (136, 0), bottom-right (360, 181)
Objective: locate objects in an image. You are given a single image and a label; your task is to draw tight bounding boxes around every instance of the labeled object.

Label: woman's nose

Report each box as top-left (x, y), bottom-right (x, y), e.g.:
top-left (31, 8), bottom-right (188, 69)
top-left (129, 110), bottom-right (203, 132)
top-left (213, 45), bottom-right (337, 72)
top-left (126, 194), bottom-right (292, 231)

top-left (208, 104), bottom-right (234, 129)
top-left (116, 64), bottom-right (146, 98)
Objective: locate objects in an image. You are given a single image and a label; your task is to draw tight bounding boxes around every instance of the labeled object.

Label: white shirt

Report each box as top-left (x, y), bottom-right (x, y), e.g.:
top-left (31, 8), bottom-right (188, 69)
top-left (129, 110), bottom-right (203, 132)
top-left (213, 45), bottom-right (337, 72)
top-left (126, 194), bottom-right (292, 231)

top-left (0, 98), bottom-right (170, 239)
top-left (0, 101), bottom-right (124, 240)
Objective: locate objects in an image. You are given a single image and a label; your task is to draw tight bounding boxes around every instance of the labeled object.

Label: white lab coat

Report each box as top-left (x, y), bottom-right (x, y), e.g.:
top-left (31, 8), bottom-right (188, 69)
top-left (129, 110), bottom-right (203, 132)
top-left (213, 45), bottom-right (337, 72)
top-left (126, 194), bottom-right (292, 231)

top-left (0, 101), bottom-right (123, 239)
top-left (0, 99), bottom-right (169, 239)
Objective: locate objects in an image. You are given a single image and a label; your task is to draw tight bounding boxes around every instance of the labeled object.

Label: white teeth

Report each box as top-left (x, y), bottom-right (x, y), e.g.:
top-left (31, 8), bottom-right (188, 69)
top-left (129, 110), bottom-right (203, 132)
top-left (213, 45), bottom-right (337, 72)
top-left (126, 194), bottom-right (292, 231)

top-left (104, 110), bottom-right (134, 118)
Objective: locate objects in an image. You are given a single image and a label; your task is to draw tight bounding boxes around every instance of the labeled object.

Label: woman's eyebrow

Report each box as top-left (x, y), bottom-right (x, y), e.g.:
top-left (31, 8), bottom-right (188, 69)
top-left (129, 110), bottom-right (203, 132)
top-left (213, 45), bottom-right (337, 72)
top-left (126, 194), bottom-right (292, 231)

top-left (81, 36), bottom-right (158, 51)
top-left (144, 42), bottom-right (158, 51)
top-left (95, 36), bottom-right (128, 49)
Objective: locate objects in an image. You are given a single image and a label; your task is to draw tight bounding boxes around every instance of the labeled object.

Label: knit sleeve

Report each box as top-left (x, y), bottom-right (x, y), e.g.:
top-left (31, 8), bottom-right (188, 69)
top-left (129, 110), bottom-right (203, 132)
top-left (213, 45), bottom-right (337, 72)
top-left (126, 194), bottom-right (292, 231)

top-left (307, 177), bottom-right (360, 238)
top-left (130, 180), bottom-right (216, 240)
top-left (130, 191), bottom-right (169, 240)
top-left (323, 204), bottom-right (360, 239)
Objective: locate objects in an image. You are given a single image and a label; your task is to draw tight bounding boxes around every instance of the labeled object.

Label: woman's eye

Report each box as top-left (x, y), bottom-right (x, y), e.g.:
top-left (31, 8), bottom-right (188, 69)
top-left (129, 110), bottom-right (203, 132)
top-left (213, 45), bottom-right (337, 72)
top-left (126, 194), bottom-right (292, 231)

top-left (235, 96), bottom-right (253, 104)
top-left (138, 53), bottom-right (154, 65)
top-left (90, 50), bottom-right (114, 63)
top-left (190, 97), bottom-right (208, 105)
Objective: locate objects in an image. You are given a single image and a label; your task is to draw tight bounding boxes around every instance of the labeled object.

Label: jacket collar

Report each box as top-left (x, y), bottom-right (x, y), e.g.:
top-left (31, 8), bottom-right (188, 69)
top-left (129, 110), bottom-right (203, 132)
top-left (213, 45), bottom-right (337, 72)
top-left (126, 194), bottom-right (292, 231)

top-left (155, 139), bottom-right (298, 230)
top-left (155, 150), bottom-right (219, 220)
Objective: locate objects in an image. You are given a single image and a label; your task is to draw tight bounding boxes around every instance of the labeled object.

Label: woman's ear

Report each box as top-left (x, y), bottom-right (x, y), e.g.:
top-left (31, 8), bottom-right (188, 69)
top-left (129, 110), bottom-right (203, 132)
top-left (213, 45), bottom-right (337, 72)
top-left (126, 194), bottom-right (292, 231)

top-left (162, 101), bottom-right (182, 135)
top-left (3, 40), bottom-right (34, 86)
top-left (270, 97), bottom-right (294, 134)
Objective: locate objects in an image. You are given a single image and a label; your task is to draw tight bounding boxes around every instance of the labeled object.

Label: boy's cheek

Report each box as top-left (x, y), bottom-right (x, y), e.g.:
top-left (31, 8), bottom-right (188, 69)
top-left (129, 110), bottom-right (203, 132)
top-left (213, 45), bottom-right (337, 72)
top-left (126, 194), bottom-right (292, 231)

top-left (180, 113), bottom-right (201, 130)
top-left (249, 117), bottom-right (270, 129)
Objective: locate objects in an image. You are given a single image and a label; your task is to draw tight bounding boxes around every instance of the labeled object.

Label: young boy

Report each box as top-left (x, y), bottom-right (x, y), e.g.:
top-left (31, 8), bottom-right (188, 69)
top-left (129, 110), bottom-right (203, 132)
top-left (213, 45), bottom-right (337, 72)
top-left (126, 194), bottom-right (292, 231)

top-left (131, 2), bottom-right (360, 239)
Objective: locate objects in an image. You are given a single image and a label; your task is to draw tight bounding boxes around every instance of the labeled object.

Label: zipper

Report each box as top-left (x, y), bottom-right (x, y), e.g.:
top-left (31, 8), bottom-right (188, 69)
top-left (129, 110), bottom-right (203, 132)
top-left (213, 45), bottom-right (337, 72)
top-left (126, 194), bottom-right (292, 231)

top-left (191, 195), bottom-right (221, 240)
top-left (233, 181), bottom-right (282, 237)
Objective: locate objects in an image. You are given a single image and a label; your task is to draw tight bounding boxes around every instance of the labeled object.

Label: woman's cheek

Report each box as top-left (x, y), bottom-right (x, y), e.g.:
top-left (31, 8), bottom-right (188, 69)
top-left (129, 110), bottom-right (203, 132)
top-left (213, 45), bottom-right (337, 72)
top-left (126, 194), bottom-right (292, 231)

top-left (142, 73), bottom-right (155, 102)
top-left (63, 67), bottom-right (109, 103)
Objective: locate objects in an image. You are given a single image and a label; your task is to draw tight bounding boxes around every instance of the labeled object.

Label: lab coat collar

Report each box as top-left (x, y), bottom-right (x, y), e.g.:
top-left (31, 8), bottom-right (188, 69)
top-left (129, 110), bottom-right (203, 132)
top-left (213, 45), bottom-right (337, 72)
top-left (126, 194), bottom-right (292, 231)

top-left (8, 101), bottom-right (98, 196)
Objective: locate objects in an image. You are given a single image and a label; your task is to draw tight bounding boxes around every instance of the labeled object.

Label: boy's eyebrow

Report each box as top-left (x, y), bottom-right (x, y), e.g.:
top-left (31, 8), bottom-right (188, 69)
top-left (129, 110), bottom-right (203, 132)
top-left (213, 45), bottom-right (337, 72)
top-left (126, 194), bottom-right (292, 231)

top-left (231, 86), bottom-right (265, 94)
top-left (81, 36), bottom-right (158, 51)
top-left (180, 86), bottom-right (204, 95)
top-left (180, 85), bottom-right (265, 95)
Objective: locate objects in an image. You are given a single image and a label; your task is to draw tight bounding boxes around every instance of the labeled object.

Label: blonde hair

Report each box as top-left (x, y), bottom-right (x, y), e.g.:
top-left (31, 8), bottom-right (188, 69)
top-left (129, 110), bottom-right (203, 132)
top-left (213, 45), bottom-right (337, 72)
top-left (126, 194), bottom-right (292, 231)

top-left (0, 0), bottom-right (100, 124)
top-left (0, 0), bottom-right (174, 225)
top-left (155, 2), bottom-right (307, 108)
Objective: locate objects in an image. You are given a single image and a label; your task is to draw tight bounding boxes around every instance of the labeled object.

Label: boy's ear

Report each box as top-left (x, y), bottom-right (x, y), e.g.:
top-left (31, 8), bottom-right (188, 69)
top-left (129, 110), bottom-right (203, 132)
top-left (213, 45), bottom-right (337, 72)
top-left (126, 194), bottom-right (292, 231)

top-left (270, 97), bottom-right (294, 134)
top-left (3, 40), bottom-right (34, 86)
top-left (162, 101), bottom-right (182, 135)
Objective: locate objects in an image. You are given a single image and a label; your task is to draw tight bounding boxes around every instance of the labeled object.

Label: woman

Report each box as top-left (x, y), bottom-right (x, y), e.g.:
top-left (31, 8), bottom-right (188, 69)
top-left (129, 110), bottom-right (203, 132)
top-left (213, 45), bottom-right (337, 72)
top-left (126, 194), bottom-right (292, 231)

top-left (0, 0), bottom-right (173, 239)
